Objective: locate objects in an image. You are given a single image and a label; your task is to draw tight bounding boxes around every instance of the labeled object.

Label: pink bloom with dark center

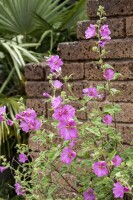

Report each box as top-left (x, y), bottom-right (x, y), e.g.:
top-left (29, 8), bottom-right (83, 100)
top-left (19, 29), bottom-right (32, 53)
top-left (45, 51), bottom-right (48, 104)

top-left (16, 108), bottom-right (37, 121)
top-left (100, 25), bottom-right (111, 37)
top-left (43, 92), bottom-right (50, 98)
top-left (61, 147), bottom-right (76, 164)
top-left (15, 183), bottom-right (26, 196)
top-left (83, 188), bottom-right (96, 200)
top-left (7, 119), bottom-right (13, 126)
top-left (47, 55), bottom-right (63, 74)
top-left (92, 161), bottom-right (108, 177)
top-left (19, 153), bottom-right (28, 163)
top-left (85, 24), bottom-right (96, 39)
top-left (0, 166), bottom-right (6, 172)
top-left (57, 119), bottom-right (78, 141)
top-left (112, 155), bottom-right (122, 167)
top-left (53, 104), bottom-right (75, 121)
top-left (53, 80), bottom-right (63, 89)
top-left (103, 68), bottom-right (114, 81)
top-left (20, 118), bottom-right (41, 133)
top-left (52, 96), bottom-right (62, 109)
top-left (113, 182), bottom-right (129, 199)
top-left (88, 87), bottom-right (98, 98)
top-left (102, 114), bottom-right (113, 125)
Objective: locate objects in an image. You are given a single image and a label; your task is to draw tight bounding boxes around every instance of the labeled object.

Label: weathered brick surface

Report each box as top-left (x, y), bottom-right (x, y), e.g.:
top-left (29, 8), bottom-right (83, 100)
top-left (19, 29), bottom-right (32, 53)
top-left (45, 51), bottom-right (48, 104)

top-left (109, 82), bottom-right (133, 102)
top-left (58, 39), bottom-right (133, 61)
top-left (57, 40), bottom-right (98, 61)
top-left (26, 99), bottom-right (46, 116)
top-left (77, 18), bottom-right (126, 39)
top-left (117, 124), bottom-right (133, 145)
top-left (45, 62), bottom-right (85, 80)
top-left (85, 61), bottom-right (133, 80)
top-left (126, 16), bottom-right (133, 36)
top-left (63, 81), bottom-right (84, 99)
top-left (88, 101), bottom-right (133, 123)
top-left (25, 81), bottom-right (52, 97)
top-left (87, 0), bottom-right (133, 18)
top-left (25, 62), bottom-right (46, 81)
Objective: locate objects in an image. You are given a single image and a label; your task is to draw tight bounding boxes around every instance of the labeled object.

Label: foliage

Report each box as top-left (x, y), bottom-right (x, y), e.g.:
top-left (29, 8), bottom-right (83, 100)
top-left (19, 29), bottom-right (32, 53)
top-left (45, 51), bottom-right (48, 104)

top-left (2, 5), bottom-right (133, 200)
top-left (0, 97), bottom-right (27, 157)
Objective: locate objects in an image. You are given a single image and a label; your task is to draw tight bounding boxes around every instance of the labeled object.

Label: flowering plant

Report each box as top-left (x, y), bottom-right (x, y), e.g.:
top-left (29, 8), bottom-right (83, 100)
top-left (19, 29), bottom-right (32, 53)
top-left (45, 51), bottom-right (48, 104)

top-left (0, 6), bottom-right (133, 200)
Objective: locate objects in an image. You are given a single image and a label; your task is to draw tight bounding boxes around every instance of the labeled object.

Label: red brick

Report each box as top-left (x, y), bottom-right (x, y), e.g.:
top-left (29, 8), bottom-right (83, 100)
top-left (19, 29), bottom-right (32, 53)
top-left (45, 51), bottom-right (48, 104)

top-left (85, 61), bottom-right (133, 81)
top-left (26, 99), bottom-right (46, 116)
top-left (25, 81), bottom-right (52, 97)
top-left (25, 62), bottom-right (46, 81)
top-left (87, 0), bottom-right (133, 18)
top-left (126, 16), bottom-right (133, 36)
top-left (58, 39), bottom-right (133, 61)
top-left (77, 18), bottom-right (126, 39)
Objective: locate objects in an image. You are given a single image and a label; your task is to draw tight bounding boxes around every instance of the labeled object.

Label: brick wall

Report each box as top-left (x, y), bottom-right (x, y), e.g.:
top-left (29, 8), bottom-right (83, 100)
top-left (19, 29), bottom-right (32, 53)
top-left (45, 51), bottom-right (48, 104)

top-left (25, 0), bottom-right (133, 148)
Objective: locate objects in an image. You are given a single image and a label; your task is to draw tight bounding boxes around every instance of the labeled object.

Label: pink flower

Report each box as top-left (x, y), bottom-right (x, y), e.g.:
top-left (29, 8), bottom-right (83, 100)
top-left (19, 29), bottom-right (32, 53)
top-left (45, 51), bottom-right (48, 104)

top-left (83, 87), bottom-right (98, 98)
top-left (83, 188), bottom-right (96, 200)
top-left (53, 80), bottom-right (63, 89)
top-left (0, 166), bottom-right (6, 172)
top-left (57, 119), bottom-right (78, 141)
top-left (0, 106), bottom-right (6, 122)
top-left (7, 119), bottom-right (13, 126)
top-left (102, 114), bottom-right (113, 125)
top-left (0, 106), bottom-right (6, 115)
top-left (20, 118), bottom-right (41, 133)
top-left (19, 153), bottom-right (28, 163)
top-left (61, 147), bottom-right (76, 164)
top-left (83, 88), bottom-right (89, 96)
top-left (112, 155), bottom-right (122, 167)
top-left (16, 108), bottom-right (37, 121)
top-left (103, 68), bottom-right (114, 80)
top-left (113, 182), bottom-right (129, 199)
top-left (88, 87), bottom-right (98, 98)
top-left (53, 104), bottom-right (75, 121)
top-left (69, 140), bottom-right (76, 147)
top-left (100, 25), bottom-right (111, 38)
top-left (43, 92), bottom-right (50, 98)
top-left (85, 24), bottom-right (96, 39)
top-left (47, 55), bottom-right (63, 74)
top-left (52, 96), bottom-right (62, 109)
top-left (15, 183), bottom-right (26, 196)
top-left (92, 161), bottom-right (108, 177)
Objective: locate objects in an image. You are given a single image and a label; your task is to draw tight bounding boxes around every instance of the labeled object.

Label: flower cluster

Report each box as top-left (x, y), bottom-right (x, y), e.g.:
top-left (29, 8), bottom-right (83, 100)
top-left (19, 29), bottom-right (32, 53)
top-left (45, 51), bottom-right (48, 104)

top-left (16, 108), bottom-right (41, 133)
top-left (46, 55), bottom-right (78, 165)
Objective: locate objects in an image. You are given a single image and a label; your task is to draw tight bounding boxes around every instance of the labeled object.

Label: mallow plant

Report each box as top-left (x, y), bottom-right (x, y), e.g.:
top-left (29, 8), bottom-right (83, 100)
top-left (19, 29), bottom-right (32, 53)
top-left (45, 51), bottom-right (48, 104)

top-left (0, 6), bottom-right (133, 200)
